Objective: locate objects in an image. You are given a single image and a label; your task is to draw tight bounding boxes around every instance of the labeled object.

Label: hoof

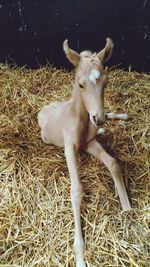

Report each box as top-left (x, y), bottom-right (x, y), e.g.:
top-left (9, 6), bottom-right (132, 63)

top-left (76, 259), bottom-right (86, 267)
top-left (122, 203), bottom-right (132, 211)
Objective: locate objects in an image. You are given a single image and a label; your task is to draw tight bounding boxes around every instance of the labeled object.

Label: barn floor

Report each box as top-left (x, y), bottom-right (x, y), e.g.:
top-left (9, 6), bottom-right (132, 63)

top-left (0, 64), bottom-right (150, 267)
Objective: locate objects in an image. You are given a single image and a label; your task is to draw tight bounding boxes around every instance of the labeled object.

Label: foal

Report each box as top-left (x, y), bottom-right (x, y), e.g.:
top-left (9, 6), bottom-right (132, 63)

top-left (38, 38), bottom-right (131, 267)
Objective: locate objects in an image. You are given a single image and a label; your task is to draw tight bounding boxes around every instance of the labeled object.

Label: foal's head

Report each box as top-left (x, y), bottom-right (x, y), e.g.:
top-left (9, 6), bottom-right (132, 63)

top-left (63, 38), bottom-right (114, 127)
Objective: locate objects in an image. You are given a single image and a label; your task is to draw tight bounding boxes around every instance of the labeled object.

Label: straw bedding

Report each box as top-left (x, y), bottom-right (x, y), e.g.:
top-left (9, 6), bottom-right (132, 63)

top-left (0, 63), bottom-right (149, 267)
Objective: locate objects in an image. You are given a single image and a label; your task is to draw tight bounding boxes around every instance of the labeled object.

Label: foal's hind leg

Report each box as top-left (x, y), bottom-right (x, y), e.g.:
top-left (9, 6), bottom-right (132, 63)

top-left (84, 139), bottom-right (131, 210)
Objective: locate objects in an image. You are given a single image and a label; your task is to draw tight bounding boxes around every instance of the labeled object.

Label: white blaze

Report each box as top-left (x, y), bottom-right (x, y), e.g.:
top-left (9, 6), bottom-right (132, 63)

top-left (89, 69), bottom-right (100, 84)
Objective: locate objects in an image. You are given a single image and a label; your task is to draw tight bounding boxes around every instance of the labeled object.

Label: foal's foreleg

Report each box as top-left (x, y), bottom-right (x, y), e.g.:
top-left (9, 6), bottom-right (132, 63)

top-left (106, 112), bottom-right (128, 120)
top-left (64, 139), bottom-right (86, 267)
top-left (85, 139), bottom-right (131, 211)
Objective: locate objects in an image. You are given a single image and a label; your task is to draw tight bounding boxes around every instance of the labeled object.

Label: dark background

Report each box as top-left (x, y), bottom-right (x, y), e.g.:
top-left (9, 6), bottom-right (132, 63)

top-left (0, 0), bottom-right (150, 72)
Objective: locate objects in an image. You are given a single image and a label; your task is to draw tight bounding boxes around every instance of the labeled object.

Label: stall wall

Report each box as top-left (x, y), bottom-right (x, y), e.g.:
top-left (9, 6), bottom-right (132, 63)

top-left (0, 0), bottom-right (149, 71)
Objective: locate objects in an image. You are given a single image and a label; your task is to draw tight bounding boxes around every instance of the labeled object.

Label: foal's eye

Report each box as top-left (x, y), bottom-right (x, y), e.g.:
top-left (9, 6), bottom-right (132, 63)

top-left (79, 83), bottom-right (84, 89)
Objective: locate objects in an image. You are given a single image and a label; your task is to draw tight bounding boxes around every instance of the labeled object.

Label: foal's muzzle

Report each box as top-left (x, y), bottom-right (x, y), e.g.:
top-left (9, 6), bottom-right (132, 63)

top-left (91, 114), bottom-right (105, 127)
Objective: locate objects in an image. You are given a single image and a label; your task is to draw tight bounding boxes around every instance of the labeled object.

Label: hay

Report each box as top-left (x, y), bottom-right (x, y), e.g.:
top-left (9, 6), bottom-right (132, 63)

top-left (0, 63), bottom-right (149, 267)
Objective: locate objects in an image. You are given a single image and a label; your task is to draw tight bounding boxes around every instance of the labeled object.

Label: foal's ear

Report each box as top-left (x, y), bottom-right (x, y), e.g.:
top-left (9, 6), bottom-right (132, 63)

top-left (63, 39), bottom-right (80, 66)
top-left (97, 38), bottom-right (114, 63)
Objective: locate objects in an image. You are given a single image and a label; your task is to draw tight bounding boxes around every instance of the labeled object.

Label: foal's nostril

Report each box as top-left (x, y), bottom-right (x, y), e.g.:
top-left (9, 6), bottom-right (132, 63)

top-left (93, 115), bottom-right (97, 124)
